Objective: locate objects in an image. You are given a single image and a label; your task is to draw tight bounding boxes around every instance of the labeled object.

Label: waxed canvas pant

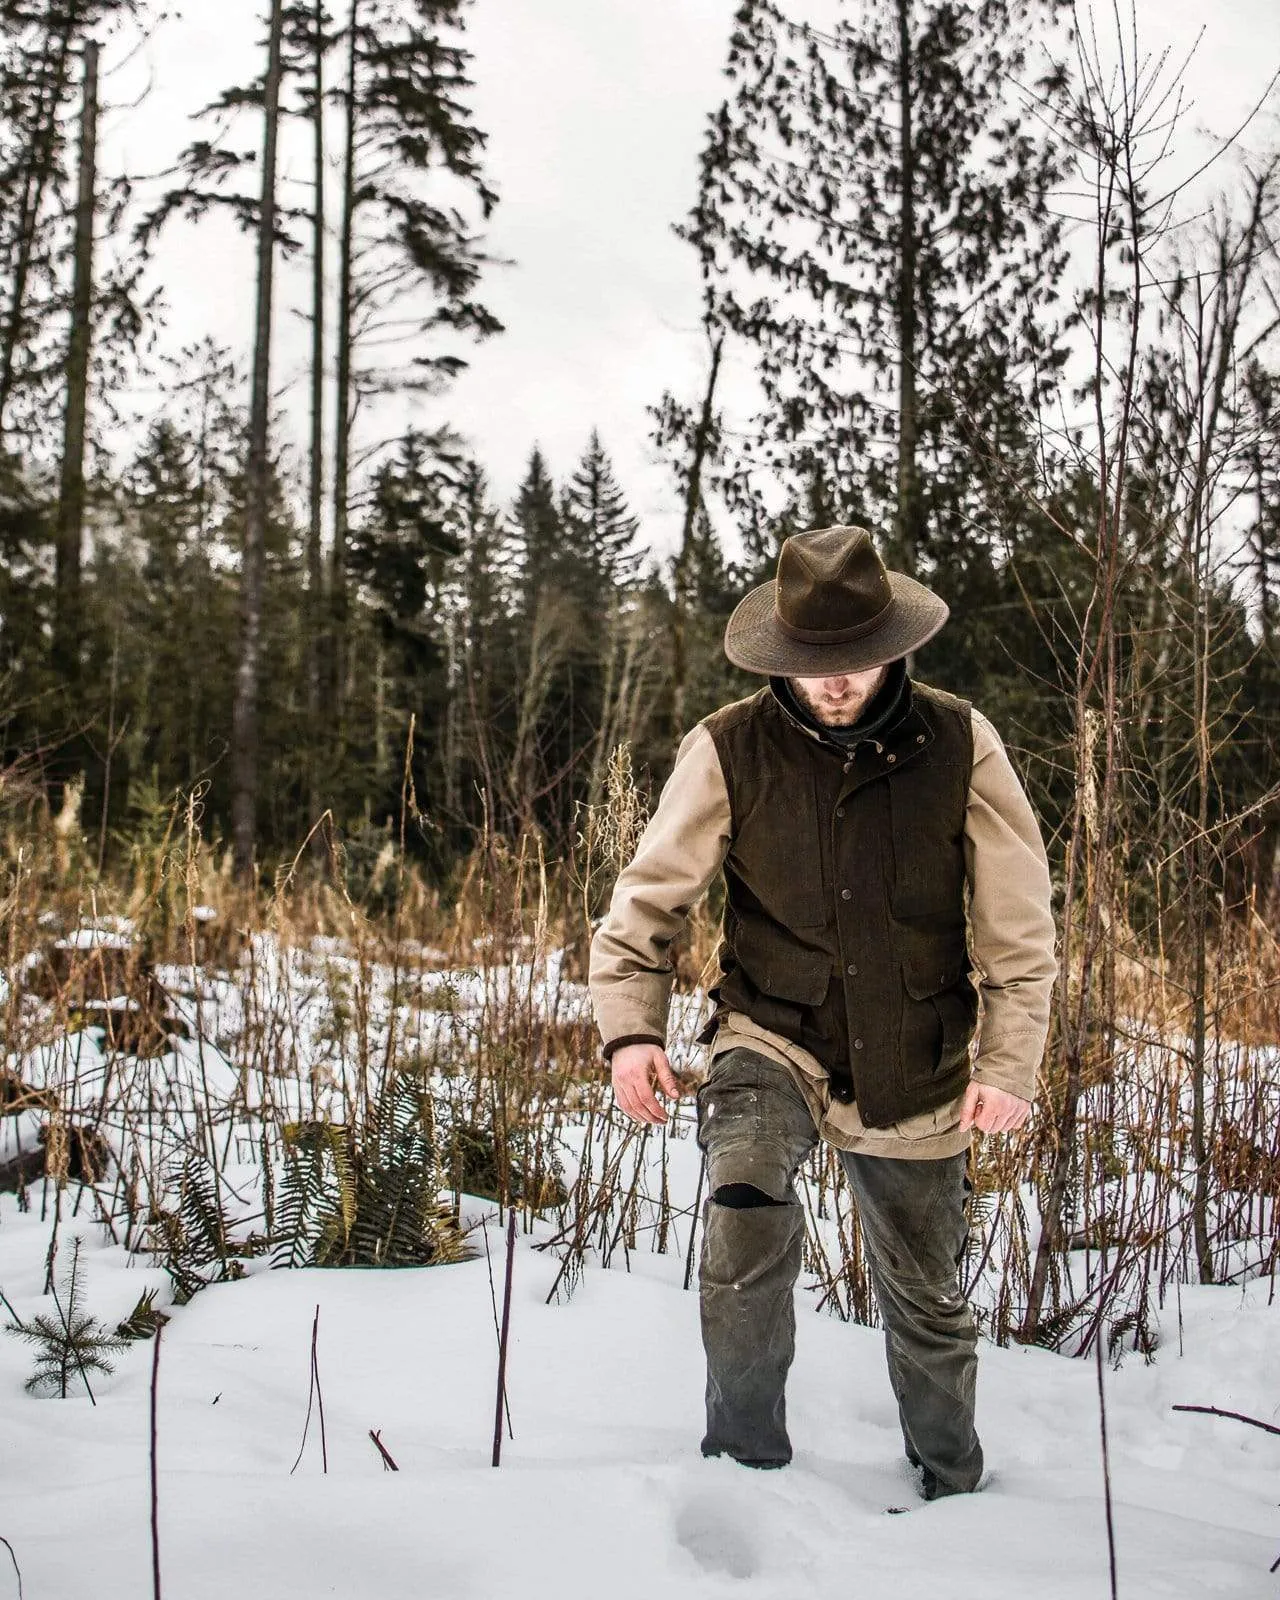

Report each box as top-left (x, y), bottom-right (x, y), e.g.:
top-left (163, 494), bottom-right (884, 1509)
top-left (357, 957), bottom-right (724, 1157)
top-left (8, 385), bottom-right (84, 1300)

top-left (695, 1046), bottom-right (983, 1491)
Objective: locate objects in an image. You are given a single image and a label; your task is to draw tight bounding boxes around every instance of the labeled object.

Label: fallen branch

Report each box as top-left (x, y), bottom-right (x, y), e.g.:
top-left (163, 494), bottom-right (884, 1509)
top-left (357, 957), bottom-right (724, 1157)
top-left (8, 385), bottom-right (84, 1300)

top-left (1171, 1404), bottom-right (1280, 1437)
top-left (368, 1429), bottom-right (399, 1471)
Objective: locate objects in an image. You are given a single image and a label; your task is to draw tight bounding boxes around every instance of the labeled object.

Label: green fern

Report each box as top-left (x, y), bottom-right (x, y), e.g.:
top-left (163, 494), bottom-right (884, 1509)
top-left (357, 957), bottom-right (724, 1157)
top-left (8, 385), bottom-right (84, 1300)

top-left (159, 1150), bottom-right (243, 1303)
top-left (274, 1121), bottom-right (356, 1269)
top-left (272, 1074), bottom-right (469, 1270)
top-left (116, 1287), bottom-right (171, 1342)
top-left (1023, 1301), bottom-right (1081, 1352)
top-left (177, 1151), bottom-right (229, 1266)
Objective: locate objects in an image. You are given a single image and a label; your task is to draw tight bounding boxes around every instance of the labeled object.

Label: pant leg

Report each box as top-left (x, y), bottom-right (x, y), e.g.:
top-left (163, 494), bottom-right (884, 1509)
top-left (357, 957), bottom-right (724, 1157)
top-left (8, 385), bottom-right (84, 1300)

top-left (839, 1148), bottom-right (983, 1493)
top-left (695, 1047), bottom-right (818, 1465)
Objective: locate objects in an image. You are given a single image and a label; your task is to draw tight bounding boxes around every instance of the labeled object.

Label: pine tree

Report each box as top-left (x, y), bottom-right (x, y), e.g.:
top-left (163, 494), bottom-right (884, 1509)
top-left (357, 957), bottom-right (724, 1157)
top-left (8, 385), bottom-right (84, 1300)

top-left (441, 459), bottom-right (518, 836)
top-left (685, 0), bottom-right (1070, 577)
top-left (560, 429), bottom-right (644, 607)
top-left (509, 445), bottom-right (563, 622)
top-left (0, 0), bottom-right (147, 443)
top-left (329, 0), bottom-right (503, 731)
top-left (7, 1237), bottom-right (126, 1398)
top-left (343, 425), bottom-right (464, 812)
top-left (231, 0), bottom-right (287, 878)
top-left (502, 446), bottom-right (575, 837)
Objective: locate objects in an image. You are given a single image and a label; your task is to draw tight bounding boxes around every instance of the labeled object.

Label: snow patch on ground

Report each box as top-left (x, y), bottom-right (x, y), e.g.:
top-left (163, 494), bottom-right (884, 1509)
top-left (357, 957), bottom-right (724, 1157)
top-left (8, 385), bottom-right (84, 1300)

top-left (0, 1195), bottom-right (1276, 1599)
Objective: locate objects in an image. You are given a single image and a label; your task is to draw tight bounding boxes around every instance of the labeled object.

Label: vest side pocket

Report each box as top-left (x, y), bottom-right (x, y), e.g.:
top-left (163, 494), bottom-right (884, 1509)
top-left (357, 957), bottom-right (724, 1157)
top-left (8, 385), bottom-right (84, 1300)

top-left (897, 930), bottom-right (978, 1088)
top-left (725, 938), bottom-right (834, 1045)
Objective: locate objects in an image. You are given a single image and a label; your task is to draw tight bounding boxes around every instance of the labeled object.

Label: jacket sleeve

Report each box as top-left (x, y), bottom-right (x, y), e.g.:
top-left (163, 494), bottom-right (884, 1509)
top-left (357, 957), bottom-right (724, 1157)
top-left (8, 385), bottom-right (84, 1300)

top-left (588, 723), bottom-right (732, 1060)
top-left (964, 709), bottom-right (1058, 1102)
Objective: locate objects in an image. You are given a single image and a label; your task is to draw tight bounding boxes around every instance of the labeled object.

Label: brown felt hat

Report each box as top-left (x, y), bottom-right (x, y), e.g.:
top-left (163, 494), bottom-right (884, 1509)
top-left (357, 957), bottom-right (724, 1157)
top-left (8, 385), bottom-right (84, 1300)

top-left (723, 525), bottom-right (949, 676)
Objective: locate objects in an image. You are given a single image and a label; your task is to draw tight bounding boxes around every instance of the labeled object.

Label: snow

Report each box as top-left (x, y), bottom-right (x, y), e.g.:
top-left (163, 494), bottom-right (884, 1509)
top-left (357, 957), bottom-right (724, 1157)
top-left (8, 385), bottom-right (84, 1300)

top-left (2, 930), bottom-right (1277, 1594)
top-left (0, 1193), bottom-right (1276, 1598)
top-left (56, 925), bottom-right (135, 951)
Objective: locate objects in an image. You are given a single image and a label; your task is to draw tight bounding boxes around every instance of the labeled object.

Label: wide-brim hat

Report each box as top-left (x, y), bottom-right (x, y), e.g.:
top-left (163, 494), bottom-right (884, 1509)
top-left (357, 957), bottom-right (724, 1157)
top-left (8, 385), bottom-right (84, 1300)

top-left (724, 524), bottom-right (949, 676)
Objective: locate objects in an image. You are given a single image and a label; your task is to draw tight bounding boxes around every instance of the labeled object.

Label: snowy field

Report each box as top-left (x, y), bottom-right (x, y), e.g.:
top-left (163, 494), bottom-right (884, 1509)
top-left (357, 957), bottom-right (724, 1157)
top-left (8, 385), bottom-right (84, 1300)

top-left (4, 921), bottom-right (1279, 1598)
top-left (1, 1191), bottom-right (1277, 1600)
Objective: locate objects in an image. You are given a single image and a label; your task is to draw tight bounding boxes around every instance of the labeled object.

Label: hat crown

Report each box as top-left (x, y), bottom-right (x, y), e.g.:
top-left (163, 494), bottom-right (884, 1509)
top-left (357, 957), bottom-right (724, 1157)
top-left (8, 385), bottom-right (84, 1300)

top-left (775, 526), bottom-right (893, 645)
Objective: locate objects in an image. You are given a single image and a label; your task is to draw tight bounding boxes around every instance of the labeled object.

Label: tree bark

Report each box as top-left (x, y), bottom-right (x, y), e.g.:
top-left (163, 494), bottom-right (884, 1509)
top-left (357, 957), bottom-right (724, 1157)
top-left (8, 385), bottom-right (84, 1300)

top-left (306, 0), bottom-right (327, 830)
top-left (232, 0), bottom-right (286, 879)
top-left (53, 39), bottom-right (99, 686)
top-left (893, 0), bottom-right (921, 577)
top-left (330, 0), bottom-right (359, 733)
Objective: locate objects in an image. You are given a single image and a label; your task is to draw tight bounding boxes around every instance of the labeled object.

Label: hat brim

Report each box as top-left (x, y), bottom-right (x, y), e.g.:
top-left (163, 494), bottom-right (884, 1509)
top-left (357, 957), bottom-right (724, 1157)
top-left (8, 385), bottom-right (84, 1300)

top-left (724, 571), bottom-right (949, 675)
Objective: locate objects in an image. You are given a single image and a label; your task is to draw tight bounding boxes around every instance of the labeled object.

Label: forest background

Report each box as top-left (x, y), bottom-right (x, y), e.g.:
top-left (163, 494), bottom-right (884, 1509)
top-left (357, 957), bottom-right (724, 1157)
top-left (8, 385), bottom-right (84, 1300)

top-left (3, 0), bottom-right (1280, 1343)
top-left (1, 0), bottom-right (1277, 900)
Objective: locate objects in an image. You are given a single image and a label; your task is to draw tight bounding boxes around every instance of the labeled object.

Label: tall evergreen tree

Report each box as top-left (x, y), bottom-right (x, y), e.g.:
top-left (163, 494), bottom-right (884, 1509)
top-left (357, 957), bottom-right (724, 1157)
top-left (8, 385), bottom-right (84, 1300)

top-left (509, 445), bottom-right (563, 620)
top-left (684, 0), bottom-right (1070, 579)
top-left (329, 0), bottom-right (503, 728)
top-left (559, 429), bottom-right (644, 608)
top-left (231, 0), bottom-right (287, 878)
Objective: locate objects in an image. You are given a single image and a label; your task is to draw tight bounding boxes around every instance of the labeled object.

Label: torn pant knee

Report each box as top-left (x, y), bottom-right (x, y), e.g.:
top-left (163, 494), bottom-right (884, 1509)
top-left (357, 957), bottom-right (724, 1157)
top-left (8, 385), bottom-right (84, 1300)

top-left (712, 1182), bottom-right (786, 1209)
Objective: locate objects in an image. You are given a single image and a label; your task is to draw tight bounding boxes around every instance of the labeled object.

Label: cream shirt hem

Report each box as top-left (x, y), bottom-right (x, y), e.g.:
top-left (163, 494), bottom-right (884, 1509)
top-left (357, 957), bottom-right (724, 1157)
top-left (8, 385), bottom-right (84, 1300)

top-left (710, 1010), bottom-right (973, 1161)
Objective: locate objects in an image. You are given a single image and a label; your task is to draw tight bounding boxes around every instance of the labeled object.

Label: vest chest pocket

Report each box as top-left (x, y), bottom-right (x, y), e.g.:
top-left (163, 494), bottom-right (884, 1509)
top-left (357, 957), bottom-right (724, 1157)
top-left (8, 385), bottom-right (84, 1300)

top-left (734, 765), bottom-right (827, 930)
top-left (887, 760), bottom-right (967, 918)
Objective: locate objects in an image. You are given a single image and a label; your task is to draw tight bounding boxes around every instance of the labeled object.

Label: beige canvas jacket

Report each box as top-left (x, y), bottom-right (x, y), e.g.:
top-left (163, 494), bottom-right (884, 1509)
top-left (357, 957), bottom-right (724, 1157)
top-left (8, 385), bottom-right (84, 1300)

top-left (588, 693), bottom-right (1058, 1159)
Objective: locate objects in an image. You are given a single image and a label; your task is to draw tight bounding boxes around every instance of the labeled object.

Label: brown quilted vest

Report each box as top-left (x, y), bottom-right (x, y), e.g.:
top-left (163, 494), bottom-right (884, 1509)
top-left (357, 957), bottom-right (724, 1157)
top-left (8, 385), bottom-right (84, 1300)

top-left (694, 679), bottom-right (976, 1128)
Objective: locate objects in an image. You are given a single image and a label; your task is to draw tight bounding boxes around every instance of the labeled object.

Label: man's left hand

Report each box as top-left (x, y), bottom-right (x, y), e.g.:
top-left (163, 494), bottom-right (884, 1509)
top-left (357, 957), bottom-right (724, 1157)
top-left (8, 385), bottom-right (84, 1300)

top-left (958, 1081), bottom-right (1031, 1134)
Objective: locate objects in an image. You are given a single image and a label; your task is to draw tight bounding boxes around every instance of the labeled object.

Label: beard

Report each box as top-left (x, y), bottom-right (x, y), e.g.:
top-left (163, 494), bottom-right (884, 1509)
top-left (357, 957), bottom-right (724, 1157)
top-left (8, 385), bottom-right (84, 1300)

top-left (789, 665), bottom-right (889, 728)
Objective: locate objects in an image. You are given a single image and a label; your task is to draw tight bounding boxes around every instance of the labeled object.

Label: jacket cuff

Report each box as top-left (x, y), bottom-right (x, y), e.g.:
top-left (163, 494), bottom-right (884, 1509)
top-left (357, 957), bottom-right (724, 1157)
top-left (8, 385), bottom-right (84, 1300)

top-left (601, 1033), bottom-right (665, 1062)
top-left (971, 1033), bottom-right (1041, 1103)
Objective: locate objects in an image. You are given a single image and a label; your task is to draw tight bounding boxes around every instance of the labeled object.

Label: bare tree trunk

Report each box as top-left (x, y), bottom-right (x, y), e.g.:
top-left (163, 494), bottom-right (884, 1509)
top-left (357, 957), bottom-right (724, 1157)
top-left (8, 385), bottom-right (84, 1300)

top-left (893, 0), bottom-right (920, 577)
top-left (232, 0), bottom-right (286, 880)
top-left (588, 598), bottom-right (622, 808)
top-left (1021, 43), bottom-right (1142, 1338)
top-left (53, 40), bottom-right (98, 686)
top-left (0, 20), bottom-right (75, 433)
top-left (306, 0), bottom-right (327, 831)
top-left (330, 0), bottom-right (359, 735)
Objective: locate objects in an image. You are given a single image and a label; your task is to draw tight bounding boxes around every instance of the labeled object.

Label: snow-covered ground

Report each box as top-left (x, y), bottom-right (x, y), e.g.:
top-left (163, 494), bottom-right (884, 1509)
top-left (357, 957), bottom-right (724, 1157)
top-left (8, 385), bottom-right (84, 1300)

top-left (5, 923), bottom-right (1277, 1596)
top-left (1, 1190), bottom-right (1276, 1600)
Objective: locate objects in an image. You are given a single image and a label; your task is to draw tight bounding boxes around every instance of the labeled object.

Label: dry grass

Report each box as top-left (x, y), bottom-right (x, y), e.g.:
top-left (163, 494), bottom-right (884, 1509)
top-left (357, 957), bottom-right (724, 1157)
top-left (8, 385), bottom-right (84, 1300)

top-left (2, 766), bottom-right (1278, 1362)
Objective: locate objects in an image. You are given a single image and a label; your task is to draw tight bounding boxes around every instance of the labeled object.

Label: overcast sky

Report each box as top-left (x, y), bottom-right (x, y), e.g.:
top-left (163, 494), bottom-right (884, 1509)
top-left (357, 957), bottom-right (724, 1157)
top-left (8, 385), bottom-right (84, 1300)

top-left (104, 0), bottom-right (1280, 568)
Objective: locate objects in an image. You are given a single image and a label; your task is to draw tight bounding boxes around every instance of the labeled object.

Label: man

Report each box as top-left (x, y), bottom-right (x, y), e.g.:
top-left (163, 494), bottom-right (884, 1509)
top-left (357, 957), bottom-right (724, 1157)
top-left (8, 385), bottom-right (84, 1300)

top-left (588, 525), bottom-right (1056, 1499)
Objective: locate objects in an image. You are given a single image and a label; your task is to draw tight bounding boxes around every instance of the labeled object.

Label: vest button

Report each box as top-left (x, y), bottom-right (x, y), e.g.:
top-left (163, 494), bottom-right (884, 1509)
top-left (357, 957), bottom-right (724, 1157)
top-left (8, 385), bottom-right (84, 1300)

top-left (916, 734), bottom-right (926, 744)
top-left (835, 806), bottom-right (845, 818)
top-left (853, 1037), bottom-right (864, 1050)
top-left (841, 888), bottom-right (852, 900)
top-left (886, 753), bottom-right (897, 764)
top-left (846, 963), bottom-right (858, 976)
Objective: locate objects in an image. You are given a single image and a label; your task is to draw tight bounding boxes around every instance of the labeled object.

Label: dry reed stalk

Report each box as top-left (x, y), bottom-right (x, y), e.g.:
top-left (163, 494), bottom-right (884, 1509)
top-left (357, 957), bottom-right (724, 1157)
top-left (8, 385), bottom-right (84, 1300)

top-left (491, 1207), bottom-right (516, 1468)
top-left (290, 1304), bottom-right (328, 1475)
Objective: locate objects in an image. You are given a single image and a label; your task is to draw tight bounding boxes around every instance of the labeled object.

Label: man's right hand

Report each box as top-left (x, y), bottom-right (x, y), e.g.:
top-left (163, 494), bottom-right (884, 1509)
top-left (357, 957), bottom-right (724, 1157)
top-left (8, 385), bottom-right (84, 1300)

top-left (611, 1042), bottom-right (682, 1125)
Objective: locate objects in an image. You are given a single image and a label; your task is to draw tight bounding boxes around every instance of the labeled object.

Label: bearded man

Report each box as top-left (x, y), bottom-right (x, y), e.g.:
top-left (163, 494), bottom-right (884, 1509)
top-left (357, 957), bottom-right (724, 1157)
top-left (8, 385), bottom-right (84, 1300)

top-left (588, 525), bottom-right (1056, 1499)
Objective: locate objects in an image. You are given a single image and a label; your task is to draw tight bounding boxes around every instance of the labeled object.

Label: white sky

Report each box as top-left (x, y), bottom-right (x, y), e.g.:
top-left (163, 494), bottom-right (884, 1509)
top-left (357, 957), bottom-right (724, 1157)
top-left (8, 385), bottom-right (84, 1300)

top-left (101, 0), bottom-right (1280, 568)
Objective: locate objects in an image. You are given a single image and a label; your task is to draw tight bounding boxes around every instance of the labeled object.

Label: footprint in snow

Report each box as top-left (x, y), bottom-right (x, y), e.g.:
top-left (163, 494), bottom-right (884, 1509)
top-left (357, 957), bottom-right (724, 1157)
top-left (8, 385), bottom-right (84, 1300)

top-left (675, 1495), bottom-right (758, 1580)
